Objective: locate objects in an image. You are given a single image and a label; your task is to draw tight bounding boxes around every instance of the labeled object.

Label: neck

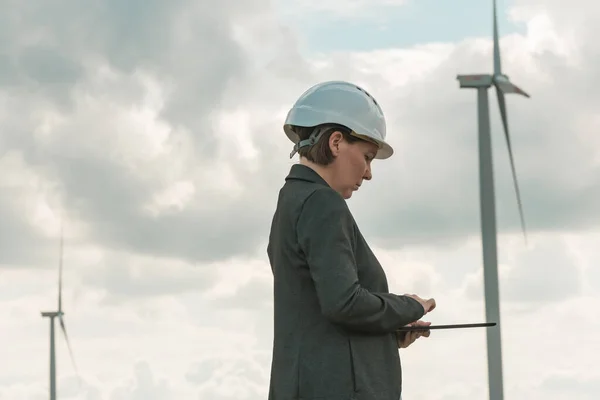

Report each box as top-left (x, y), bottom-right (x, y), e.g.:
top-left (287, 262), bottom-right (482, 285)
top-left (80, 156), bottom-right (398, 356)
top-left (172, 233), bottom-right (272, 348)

top-left (299, 158), bottom-right (337, 191)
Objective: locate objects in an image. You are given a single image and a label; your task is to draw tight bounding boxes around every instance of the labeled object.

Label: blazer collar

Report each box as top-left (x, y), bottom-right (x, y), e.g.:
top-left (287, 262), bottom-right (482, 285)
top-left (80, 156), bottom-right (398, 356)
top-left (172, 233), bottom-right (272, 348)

top-left (285, 164), bottom-right (331, 188)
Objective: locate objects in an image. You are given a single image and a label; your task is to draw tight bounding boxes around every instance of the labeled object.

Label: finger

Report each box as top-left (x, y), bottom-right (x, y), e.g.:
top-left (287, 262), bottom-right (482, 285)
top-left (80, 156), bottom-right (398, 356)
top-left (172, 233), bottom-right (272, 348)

top-left (397, 331), bottom-right (407, 346)
top-left (399, 336), bottom-right (409, 348)
top-left (420, 321), bottom-right (431, 337)
top-left (410, 332), bottom-right (418, 342)
top-left (427, 299), bottom-right (436, 312)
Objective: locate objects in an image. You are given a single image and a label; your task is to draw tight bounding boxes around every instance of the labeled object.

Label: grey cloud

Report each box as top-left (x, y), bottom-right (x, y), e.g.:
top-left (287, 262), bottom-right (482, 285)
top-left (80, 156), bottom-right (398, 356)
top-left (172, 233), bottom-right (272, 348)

top-left (212, 277), bottom-right (273, 311)
top-left (2, 0), bottom-right (600, 271)
top-left (0, 150), bottom-right (63, 269)
top-left (463, 236), bottom-right (583, 303)
top-left (343, 35), bottom-right (600, 248)
top-left (584, 246), bottom-right (600, 293)
top-left (0, 0), bottom-right (298, 266)
top-left (17, 46), bottom-right (83, 86)
top-left (80, 252), bottom-right (218, 301)
top-left (0, 195), bottom-right (54, 267)
top-left (178, 285), bottom-right (275, 351)
top-left (0, 0), bottom-right (249, 149)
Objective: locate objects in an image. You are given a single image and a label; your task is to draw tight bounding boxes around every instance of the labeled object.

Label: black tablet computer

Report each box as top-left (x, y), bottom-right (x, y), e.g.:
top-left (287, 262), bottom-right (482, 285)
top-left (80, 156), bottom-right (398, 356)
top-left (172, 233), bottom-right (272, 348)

top-left (396, 322), bottom-right (496, 332)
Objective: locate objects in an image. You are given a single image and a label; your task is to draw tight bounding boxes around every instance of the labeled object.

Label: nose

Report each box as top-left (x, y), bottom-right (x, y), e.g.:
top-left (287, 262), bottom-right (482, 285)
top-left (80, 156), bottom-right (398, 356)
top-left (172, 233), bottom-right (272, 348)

top-left (363, 163), bottom-right (372, 181)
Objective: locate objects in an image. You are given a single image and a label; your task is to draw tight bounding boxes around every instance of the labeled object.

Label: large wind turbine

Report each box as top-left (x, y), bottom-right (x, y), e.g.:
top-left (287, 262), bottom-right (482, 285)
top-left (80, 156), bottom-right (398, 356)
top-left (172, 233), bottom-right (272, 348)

top-left (40, 225), bottom-right (78, 400)
top-left (456, 1), bottom-right (530, 399)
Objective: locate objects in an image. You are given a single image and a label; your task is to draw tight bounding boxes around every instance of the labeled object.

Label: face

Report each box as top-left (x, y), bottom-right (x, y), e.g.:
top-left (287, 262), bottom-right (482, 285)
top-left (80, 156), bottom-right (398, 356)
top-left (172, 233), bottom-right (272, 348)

top-left (329, 131), bottom-right (378, 199)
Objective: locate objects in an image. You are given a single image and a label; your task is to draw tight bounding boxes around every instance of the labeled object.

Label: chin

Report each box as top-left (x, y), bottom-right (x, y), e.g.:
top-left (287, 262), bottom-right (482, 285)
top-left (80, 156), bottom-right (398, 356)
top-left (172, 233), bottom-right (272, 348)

top-left (342, 190), bottom-right (354, 200)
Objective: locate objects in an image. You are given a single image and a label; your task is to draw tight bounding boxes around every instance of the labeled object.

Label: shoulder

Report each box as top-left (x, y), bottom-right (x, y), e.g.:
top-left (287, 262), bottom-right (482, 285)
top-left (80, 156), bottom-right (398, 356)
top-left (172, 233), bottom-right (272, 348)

top-left (295, 186), bottom-right (357, 250)
top-left (296, 187), bottom-right (356, 239)
top-left (300, 186), bottom-right (350, 217)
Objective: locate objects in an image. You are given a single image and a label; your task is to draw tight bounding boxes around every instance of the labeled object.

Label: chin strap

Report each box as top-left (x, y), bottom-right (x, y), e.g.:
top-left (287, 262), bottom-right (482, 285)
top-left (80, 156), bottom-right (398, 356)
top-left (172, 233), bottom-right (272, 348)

top-left (289, 126), bottom-right (327, 159)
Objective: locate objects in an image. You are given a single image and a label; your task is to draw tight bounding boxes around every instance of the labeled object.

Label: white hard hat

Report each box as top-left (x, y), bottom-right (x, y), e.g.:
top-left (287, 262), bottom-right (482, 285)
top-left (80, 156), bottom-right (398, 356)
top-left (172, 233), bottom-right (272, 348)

top-left (283, 80), bottom-right (393, 159)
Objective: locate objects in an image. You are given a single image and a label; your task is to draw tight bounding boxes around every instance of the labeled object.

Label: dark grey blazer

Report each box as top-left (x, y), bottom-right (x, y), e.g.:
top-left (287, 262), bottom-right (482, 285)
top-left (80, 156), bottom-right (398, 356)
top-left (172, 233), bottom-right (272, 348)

top-left (266, 164), bottom-right (425, 400)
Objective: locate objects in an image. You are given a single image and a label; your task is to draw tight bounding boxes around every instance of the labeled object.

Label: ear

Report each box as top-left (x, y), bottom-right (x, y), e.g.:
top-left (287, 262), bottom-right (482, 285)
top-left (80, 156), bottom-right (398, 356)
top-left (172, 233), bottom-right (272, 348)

top-left (329, 131), bottom-right (344, 156)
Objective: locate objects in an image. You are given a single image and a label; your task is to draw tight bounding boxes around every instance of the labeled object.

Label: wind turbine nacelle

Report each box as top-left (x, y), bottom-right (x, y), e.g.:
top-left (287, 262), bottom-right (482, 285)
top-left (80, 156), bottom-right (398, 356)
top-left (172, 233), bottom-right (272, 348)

top-left (493, 74), bottom-right (511, 83)
top-left (41, 311), bottom-right (61, 317)
top-left (457, 74), bottom-right (493, 89)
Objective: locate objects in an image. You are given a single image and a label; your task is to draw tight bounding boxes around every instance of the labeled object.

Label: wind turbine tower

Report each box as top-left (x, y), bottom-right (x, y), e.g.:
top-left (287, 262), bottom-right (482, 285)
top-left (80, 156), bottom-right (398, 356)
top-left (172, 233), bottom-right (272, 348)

top-left (456, 1), bottom-right (530, 399)
top-left (40, 225), bottom-right (78, 400)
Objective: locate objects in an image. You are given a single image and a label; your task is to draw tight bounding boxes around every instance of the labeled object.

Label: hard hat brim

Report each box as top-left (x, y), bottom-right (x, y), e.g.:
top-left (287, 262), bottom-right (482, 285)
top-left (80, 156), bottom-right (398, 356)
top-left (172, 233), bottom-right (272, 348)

top-left (284, 123), bottom-right (394, 160)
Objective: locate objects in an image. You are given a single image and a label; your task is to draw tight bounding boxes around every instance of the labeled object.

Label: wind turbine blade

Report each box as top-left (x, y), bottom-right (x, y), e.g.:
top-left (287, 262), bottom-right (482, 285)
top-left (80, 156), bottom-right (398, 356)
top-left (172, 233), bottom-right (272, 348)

top-left (493, 0), bottom-right (502, 75)
top-left (495, 87), bottom-right (528, 243)
top-left (495, 78), bottom-right (530, 98)
top-left (58, 223), bottom-right (64, 313)
top-left (59, 316), bottom-right (79, 375)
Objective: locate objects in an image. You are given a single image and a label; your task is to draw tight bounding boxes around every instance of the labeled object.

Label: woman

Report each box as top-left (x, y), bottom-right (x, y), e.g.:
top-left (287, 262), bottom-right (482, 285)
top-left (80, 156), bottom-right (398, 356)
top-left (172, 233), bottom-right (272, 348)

top-left (267, 81), bottom-right (436, 400)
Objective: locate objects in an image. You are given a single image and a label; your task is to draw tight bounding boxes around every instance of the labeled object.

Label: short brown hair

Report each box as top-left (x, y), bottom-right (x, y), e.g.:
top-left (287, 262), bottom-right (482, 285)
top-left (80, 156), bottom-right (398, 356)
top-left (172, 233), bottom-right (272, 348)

top-left (292, 124), bottom-right (361, 165)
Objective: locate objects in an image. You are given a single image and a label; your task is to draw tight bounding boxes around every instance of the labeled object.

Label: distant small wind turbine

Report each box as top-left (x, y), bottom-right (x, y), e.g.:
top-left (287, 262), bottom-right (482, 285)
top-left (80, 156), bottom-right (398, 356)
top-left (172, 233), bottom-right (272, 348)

top-left (40, 223), bottom-right (79, 400)
top-left (456, 1), bottom-right (530, 399)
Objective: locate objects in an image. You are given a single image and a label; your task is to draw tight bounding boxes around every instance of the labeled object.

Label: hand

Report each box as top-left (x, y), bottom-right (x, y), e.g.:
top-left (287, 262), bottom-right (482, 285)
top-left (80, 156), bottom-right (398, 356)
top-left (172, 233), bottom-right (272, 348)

top-left (404, 294), bottom-right (436, 315)
top-left (397, 320), bottom-right (431, 349)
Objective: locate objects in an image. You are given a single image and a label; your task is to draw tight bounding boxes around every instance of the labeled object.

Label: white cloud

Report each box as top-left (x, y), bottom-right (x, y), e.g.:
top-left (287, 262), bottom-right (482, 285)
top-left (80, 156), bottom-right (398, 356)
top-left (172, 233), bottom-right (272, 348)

top-left (2, 0), bottom-right (600, 399)
top-left (277, 0), bottom-right (409, 18)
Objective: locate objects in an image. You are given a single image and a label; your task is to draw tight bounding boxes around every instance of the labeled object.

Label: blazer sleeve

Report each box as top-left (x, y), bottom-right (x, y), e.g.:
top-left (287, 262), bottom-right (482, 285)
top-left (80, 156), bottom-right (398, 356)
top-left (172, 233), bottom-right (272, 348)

top-left (296, 187), bottom-right (425, 334)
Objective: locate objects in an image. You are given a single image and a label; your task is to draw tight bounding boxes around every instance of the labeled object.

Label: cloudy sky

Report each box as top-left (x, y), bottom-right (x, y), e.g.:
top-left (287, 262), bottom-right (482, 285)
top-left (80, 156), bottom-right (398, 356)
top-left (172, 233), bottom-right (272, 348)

top-left (1, 0), bottom-right (599, 398)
